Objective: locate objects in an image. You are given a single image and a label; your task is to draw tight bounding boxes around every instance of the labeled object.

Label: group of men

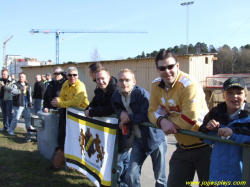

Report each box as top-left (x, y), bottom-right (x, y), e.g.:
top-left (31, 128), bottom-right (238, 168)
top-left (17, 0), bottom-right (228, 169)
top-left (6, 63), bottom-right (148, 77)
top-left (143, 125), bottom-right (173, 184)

top-left (0, 50), bottom-right (212, 186)
top-left (0, 70), bottom-right (34, 136)
top-left (42, 66), bottom-right (89, 151)
top-left (86, 63), bottom-right (167, 186)
top-left (84, 50), bottom-right (211, 187)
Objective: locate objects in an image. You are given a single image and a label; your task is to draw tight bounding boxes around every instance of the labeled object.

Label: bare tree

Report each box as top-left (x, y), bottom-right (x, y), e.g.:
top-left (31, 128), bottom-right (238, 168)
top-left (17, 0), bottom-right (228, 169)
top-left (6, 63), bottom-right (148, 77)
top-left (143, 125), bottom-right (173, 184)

top-left (215, 45), bottom-right (234, 74)
top-left (90, 47), bottom-right (101, 62)
top-left (239, 48), bottom-right (250, 73)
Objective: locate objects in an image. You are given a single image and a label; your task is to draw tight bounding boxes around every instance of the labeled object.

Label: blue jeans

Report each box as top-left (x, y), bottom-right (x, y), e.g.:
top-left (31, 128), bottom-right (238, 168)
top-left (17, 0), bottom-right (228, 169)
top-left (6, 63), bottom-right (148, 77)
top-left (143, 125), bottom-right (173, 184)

top-left (8, 106), bottom-right (31, 133)
top-left (125, 136), bottom-right (167, 187)
top-left (117, 150), bottom-right (130, 187)
top-left (1, 99), bottom-right (13, 129)
top-left (34, 99), bottom-right (43, 114)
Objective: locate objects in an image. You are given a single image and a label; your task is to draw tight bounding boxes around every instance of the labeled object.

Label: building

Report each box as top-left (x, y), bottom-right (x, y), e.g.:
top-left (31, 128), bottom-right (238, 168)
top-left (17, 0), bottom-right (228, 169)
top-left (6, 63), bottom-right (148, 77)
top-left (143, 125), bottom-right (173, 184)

top-left (205, 73), bottom-right (250, 107)
top-left (4, 55), bottom-right (21, 68)
top-left (4, 55), bottom-right (54, 78)
top-left (21, 53), bottom-right (227, 109)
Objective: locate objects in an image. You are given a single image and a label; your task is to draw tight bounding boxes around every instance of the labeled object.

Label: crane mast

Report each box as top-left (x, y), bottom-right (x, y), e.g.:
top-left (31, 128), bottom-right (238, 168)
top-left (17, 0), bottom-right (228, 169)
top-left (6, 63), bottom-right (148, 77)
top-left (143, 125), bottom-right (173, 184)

top-left (3, 35), bottom-right (13, 68)
top-left (30, 29), bottom-right (147, 64)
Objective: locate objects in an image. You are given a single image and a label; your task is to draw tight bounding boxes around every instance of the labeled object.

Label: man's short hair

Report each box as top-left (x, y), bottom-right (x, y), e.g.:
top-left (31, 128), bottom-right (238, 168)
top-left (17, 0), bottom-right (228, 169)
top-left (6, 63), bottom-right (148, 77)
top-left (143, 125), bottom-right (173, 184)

top-left (95, 67), bottom-right (110, 77)
top-left (89, 62), bottom-right (103, 73)
top-left (1, 69), bottom-right (9, 73)
top-left (53, 66), bottom-right (64, 72)
top-left (67, 67), bottom-right (78, 74)
top-left (155, 50), bottom-right (178, 66)
top-left (19, 72), bottom-right (26, 76)
top-left (118, 68), bottom-right (135, 80)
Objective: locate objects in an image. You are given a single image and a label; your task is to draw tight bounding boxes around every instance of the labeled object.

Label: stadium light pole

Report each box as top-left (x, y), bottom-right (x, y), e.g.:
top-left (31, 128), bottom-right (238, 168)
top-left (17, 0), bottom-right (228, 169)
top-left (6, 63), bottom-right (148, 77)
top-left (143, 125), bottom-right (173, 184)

top-left (181, 1), bottom-right (194, 54)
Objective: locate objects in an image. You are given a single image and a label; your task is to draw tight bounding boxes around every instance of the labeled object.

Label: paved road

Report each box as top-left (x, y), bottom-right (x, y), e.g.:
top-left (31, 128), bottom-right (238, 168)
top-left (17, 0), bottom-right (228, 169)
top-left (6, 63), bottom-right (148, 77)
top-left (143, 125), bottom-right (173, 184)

top-left (140, 135), bottom-right (198, 187)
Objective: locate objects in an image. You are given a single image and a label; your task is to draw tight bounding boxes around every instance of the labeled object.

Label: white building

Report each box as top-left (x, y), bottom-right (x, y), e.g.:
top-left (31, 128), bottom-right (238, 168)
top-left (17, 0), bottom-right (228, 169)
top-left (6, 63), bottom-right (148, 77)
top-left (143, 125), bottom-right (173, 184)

top-left (5, 55), bottom-right (54, 77)
top-left (5, 55), bottom-right (21, 68)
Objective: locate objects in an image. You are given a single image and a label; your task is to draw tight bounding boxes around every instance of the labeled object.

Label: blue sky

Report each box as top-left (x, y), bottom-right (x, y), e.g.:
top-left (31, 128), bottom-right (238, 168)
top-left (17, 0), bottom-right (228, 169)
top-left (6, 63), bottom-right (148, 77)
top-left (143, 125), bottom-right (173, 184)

top-left (1, 0), bottom-right (250, 67)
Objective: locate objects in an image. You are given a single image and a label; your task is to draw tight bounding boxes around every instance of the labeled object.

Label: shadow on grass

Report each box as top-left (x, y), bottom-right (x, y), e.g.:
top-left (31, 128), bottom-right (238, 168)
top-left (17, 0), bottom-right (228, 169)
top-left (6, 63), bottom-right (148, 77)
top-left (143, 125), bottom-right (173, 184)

top-left (0, 131), bottom-right (34, 144)
top-left (0, 128), bottom-right (95, 187)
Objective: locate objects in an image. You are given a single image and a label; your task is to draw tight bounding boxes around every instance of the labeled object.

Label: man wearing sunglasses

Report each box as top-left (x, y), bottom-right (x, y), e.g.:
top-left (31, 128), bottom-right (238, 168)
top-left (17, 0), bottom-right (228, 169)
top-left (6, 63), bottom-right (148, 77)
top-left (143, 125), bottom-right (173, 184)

top-left (148, 50), bottom-right (211, 187)
top-left (51, 67), bottom-right (89, 150)
top-left (43, 66), bottom-right (67, 113)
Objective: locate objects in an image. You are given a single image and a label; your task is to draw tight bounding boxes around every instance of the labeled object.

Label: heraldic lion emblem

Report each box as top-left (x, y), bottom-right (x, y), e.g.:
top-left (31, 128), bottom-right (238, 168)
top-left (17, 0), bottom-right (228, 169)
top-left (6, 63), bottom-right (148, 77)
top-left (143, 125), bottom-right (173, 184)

top-left (79, 128), bottom-right (105, 167)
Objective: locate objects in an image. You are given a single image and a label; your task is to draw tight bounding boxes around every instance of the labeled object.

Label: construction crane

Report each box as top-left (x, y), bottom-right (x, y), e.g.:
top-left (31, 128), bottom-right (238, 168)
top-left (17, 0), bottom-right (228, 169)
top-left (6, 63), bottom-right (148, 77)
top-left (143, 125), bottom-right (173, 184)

top-left (30, 29), bottom-right (147, 64)
top-left (3, 35), bottom-right (13, 68)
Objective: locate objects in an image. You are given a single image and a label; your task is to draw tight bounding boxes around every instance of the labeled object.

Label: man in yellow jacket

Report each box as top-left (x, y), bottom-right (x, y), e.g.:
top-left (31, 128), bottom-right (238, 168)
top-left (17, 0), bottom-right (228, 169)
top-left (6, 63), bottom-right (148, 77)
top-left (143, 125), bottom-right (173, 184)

top-left (148, 50), bottom-right (211, 187)
top-left (51, 66), bottom-right (89, 150)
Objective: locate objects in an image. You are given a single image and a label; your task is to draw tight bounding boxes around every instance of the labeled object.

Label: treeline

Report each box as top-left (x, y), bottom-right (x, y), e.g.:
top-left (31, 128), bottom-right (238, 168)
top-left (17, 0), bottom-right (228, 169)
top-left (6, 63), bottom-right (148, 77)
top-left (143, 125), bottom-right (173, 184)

top-left (127, 43), bottom-right (250, 74)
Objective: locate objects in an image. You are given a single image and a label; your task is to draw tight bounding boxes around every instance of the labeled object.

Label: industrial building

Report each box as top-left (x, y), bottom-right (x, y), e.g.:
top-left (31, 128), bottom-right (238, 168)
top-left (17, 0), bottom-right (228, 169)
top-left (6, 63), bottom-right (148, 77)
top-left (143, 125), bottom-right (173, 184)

top-left (21, 53), bottom-right (242, 110)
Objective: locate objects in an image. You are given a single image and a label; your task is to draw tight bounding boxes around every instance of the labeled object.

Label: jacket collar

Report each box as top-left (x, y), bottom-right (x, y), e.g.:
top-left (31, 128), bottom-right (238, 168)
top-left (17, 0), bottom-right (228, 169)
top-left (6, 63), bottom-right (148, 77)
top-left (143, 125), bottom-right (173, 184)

top-left (130, 86), bottom-right (138, 103)
top-left (58, 77), bottom-right (66, 84)
top-left (2, 75), bottom-right (12, 82)
top-left (158, 70), bottom-right (181, 89)
top-left (18, 81), bottom-right (28, 86)
top-left (216, 101), bottom-right (250, 119)
top-left (115, 86), bottom-right (138, 104)
top-left (118, 86), bottom-right (133, 97)
top-left (67, 79), bottom-right (80, 87)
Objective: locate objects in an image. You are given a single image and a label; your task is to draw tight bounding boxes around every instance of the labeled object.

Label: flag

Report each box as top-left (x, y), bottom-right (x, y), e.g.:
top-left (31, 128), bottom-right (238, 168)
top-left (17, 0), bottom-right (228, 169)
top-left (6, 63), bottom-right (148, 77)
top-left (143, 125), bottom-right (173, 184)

top-left (65, 107), bottom-right (118, 187)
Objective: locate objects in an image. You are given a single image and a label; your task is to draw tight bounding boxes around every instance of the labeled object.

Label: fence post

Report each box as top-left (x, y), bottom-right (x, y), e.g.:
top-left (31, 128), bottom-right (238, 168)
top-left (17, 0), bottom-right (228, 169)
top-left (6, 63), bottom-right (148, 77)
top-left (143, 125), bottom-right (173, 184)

top-left (111, 130), bottom-right (119, 187)
top-left (242, 146), bottom-right (250, 187)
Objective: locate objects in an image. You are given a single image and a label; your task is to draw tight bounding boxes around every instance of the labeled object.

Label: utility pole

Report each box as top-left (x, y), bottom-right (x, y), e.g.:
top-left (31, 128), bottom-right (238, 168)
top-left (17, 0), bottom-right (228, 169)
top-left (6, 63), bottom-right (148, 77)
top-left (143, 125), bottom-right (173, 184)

top-left (3, 36), bottom-right (13, 69)
top-left (181, 2), bottom-right (194, 54)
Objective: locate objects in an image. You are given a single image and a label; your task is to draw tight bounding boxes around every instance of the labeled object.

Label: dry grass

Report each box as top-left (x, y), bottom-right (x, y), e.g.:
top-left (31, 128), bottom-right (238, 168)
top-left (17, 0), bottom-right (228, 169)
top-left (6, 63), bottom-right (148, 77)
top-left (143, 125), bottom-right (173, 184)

top-left (0, 115), bottom-right (95, 187)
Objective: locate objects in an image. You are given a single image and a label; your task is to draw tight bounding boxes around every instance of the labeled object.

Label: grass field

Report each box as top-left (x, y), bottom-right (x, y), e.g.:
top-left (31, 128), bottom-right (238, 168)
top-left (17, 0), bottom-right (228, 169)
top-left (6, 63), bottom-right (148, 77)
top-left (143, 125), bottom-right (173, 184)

top-left (0, 115), bottom-right (95, 187)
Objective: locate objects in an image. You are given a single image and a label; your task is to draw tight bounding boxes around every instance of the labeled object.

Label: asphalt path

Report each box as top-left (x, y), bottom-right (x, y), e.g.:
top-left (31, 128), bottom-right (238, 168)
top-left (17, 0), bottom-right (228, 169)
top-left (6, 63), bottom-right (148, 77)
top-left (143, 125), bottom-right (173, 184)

top-left (140, 134), bottom-right (198, 187)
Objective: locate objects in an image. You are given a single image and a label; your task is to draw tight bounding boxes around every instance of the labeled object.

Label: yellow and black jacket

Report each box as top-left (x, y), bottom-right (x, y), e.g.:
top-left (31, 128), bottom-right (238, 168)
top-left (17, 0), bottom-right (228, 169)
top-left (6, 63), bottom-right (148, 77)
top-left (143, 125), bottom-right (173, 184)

top-left (58, 79), bottom-right (89, 109)
top-left (148, 70), bottom-right (208, 149)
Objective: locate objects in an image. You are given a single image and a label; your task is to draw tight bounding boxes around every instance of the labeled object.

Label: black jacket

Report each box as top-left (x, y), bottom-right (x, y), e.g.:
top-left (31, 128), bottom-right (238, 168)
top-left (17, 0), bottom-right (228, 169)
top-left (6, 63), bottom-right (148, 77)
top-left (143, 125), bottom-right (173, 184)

top-left (43, 78), bottom-right (67, 110)
top-left (11, 81), bottom-right (32, 107)
top-left (87, 76), bottom-right (118, 117)
top-left (33, 80), bottom-right (45, 99)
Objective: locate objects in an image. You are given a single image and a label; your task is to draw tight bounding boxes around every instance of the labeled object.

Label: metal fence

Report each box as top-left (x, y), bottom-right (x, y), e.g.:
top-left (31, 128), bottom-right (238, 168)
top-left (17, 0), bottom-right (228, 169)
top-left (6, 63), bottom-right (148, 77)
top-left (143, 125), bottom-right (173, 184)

top-left (70, 107), bottom-right (250, 187)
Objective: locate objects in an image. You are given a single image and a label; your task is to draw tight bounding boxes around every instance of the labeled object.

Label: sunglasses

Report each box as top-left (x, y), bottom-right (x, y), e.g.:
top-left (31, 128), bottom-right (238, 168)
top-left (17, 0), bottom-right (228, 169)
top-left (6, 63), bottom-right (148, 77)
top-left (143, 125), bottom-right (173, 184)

top-left (54, 73), bottom-right (61, 75)
top-left (157, 63), bottom-right (177, 71)
top-left (67, 74), bottom-right (77, 77)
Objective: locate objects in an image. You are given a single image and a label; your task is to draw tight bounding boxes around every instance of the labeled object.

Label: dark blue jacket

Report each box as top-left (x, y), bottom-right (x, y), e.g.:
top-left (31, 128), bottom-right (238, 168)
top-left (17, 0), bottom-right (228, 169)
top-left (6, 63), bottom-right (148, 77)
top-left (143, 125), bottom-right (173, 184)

top-left (199, 102), bottom-right (250, 184)
top-left (111, 86), bottom-right (166, 153)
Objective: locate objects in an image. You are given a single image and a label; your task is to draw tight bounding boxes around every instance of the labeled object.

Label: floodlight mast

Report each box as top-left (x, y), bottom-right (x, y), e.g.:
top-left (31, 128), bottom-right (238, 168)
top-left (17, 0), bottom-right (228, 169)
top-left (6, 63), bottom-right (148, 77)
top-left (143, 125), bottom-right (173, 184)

top-left (30, 29), bottom-right (148, 64)
top-left (181, 1), bottom-right (194, 54)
